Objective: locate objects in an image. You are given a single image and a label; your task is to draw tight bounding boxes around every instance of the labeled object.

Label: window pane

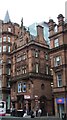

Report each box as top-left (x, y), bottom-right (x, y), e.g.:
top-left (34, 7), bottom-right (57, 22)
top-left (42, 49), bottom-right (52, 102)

top-left (8, 27), bottom-right (11, 32)
top-left (0, 80), bottom-right (2, 88)
top-left (35, 51), bottom-right (38, 57)
top-left (54, 26), bottom-right (57, 32)
top-left (45, 53), bottom-right (48, 60)
top-left (22, 83), bottom-right (26, 92)
top-left (57, 74), bottom-right (62, 87)
top-left (3, 46), bottom-right (6, 52)
top-left (45, 65), bottom-right (49, 74)
top-left (35, 63), bottom-right (39, 73)
top-left (8, 46), bottom-right (10, 52)
top-left (0, 69), bottom-right (2, 75)
top-left (0, 46), bottom-right (2, 52)
top-left (18, 83), bottom-right (22, 93)
top-left (7, 68), bottom-right (11, 75)
top-left (54, 56), bottom-right (61, 66)
top-left (8, 37), bottom-right (10, 42)
top-left (0, 59), bottom-right (2, 64)
top-left (0, 37), bottom-right (2, 43)
top-left (54, 39), bottom-right (59, 47)
top-left (3, 37), bottom-right (6, 42)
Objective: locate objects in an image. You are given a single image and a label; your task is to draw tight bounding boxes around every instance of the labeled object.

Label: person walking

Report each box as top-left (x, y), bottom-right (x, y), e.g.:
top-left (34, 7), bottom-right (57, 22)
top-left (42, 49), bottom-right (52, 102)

top-left (38, 108), bottom-right (42, 117)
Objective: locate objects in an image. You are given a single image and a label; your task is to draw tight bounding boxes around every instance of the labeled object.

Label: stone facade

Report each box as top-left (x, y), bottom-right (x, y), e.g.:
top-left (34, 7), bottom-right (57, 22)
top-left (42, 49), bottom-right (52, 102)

top-left (0, 15), bottom-right (53, 116)
top-left (11, 23), bottom-right (53, 116)
top-left (48, 14), bottom-right (67, 118)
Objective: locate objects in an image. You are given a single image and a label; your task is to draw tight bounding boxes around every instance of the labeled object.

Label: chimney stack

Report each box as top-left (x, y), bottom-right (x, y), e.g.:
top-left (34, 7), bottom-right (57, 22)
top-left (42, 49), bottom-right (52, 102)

top-left (37, 25), bottom-right (44, 43)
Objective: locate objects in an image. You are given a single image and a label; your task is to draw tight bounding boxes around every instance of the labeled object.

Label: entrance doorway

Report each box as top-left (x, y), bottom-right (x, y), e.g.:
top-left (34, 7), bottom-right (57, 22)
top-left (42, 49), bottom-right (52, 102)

top-left (39, 96), bottom-right (47, 116)
top-left (58, 104), bottom-right (64, 118)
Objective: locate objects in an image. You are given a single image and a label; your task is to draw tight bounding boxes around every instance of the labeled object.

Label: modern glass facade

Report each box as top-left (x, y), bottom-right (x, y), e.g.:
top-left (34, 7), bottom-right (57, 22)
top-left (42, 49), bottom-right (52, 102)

top-left (28, 22), bottom-right (50, 45)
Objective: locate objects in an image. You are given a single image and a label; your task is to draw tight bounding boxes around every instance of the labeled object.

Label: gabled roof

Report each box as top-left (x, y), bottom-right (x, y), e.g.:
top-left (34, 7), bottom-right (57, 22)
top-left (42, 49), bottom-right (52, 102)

top-left (4, 10), bottom-right (11, 23)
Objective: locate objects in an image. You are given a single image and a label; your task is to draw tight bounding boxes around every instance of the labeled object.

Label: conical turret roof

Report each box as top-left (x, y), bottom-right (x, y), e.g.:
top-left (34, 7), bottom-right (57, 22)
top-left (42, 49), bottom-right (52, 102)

top-left (4, 10), bottom-right (11, 23)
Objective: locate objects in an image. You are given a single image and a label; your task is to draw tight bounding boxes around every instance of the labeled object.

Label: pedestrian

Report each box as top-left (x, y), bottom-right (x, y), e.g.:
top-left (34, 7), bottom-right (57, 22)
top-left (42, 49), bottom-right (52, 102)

top-left (30, 109), bottom-right (35, 118)
top-left (36, 108), bottom-right (38, 117)
top-left (38, 108), bottom-right (42, 117)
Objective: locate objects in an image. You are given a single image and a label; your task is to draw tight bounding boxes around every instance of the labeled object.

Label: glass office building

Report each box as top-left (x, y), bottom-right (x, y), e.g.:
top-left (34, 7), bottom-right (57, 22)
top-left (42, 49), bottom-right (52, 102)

top-left (28, 22), bottom-right (50, 45)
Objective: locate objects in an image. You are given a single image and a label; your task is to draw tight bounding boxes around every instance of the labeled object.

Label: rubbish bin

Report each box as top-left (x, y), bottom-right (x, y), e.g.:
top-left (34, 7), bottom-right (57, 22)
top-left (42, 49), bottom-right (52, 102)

top-left (62, 113), bottom-right (66, 120)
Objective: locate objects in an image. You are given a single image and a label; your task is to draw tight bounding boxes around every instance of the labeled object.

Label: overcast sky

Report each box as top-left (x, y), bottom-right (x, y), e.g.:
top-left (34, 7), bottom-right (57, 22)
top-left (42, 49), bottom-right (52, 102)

top-left (0, 0), bottom-right (66, 26)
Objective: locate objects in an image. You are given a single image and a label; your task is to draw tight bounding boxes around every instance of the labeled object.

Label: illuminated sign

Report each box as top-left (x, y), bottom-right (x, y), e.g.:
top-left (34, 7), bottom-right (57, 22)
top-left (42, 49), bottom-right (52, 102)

top-left (24, 95), bottom-right (30, 99)
top-left (56, 98), bottom-right (64, 104)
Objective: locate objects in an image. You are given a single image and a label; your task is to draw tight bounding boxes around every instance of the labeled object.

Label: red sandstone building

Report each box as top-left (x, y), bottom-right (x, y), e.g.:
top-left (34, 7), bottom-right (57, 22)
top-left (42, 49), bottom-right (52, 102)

top-left (49, 14), bottom-right (67, 118)
top-left (0, 11), bottom-right (67, 117)
top-left (11, 20), bottom-right (53, 116)
top-left (0, 11), bottom-right (53, 115)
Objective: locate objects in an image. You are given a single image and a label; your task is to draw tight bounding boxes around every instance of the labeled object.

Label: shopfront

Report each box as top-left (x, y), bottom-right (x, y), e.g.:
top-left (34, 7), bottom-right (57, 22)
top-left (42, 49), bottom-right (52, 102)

top-left (56, 98), bottom-right (65, 118)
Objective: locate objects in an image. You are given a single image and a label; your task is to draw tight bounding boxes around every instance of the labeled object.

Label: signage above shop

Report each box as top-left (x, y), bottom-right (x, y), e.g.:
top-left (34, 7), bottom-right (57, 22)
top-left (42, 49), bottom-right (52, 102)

top-left (24, 95), bottom-right (30, 99)
top-left (56, 98), bottom-right (64, 104)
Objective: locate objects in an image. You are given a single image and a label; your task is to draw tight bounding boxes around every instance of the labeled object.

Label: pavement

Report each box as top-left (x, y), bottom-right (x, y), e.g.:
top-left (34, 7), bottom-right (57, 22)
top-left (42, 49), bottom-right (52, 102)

top-left (0, 115), bottom-right (63, 120)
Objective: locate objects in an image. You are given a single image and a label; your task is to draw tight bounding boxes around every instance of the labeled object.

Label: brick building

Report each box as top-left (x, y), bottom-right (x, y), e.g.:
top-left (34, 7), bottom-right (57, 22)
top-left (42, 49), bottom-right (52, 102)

top-left (0, 11), bottom-right (53, 115)
top-left (48, 14), bottom-right (67, 118)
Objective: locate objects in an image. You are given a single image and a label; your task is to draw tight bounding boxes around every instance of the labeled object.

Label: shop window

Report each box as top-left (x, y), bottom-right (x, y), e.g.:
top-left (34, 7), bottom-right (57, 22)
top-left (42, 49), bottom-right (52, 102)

top-left (6, 95), bottom-right (10, 109)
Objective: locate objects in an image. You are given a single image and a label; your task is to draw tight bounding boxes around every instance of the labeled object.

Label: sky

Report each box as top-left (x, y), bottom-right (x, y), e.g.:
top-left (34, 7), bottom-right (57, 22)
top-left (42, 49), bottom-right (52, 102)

top-left (0, 0), bottom-right (66, 26)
